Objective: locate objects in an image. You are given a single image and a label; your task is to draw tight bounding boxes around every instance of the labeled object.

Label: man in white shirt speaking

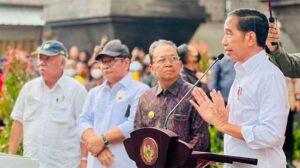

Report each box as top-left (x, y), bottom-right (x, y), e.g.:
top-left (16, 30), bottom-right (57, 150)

top-left (8, 40), bottom-right (88, 168)
top-left (190, 8), bottom-right (289, 168)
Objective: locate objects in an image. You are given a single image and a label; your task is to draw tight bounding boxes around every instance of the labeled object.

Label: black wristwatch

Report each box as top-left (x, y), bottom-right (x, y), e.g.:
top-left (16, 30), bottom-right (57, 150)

top-left (101, 134), bottom-right (109, 147)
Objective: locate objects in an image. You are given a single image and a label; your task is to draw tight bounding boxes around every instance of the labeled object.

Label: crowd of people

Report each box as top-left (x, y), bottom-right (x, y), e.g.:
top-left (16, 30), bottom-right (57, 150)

top-left (0, 7), bottom-right (299, 168)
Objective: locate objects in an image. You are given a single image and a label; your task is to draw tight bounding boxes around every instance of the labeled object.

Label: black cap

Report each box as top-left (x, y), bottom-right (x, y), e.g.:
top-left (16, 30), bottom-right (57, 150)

top-left (96, 39), bottom-right (130, 60)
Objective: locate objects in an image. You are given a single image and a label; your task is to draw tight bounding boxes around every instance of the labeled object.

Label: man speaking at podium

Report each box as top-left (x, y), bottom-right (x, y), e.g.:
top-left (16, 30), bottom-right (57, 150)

top-left (190, 9), bottom-right (289, 167)
top-left (134, 40), bottom-right (209, 152)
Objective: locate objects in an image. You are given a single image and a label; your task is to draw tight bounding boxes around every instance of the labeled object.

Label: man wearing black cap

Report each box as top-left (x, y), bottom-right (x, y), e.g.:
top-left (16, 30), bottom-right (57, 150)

top-left (78, 39), bottom-right (149, 168)
top-left (9, 40), bottom-right (88, 168)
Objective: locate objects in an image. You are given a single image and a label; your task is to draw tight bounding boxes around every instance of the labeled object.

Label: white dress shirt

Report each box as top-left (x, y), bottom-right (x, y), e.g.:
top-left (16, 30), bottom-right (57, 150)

top-left (78, 74), bottom-right (149, 168)
top-left (225, 50), bottom-right (289, 168)
top-left (11, 75), bottom-right (87, 168)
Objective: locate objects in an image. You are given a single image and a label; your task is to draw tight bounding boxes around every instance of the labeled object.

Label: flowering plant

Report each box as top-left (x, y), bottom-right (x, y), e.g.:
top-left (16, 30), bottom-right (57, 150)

top-left (0, 49), bottom-right (31, 154)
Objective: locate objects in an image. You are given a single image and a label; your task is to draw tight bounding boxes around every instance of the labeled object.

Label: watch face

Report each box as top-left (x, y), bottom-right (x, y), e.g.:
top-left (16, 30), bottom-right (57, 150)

top-left (101, 135), bottom-right (109, 146)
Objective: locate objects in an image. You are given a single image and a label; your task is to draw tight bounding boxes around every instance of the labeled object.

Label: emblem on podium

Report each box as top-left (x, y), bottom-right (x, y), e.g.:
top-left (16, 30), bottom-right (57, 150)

top-left (140, 137), bottom-right (158, 165)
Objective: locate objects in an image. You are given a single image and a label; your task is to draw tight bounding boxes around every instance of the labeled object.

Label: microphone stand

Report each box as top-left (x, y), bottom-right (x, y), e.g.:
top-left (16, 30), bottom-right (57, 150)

top-left (163, 54), bottom-right (224, 129)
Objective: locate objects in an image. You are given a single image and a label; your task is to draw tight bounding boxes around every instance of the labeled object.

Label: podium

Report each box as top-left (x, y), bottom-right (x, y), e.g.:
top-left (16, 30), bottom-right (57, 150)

top-left (0, 153), bottom-right (39, 168)
top-left (124, 127), bottom-right (257, 168)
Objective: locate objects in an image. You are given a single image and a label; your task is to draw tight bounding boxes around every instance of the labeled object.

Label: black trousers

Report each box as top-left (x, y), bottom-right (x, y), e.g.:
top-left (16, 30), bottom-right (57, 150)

top-left (283, 110), bottom-right (295, 161)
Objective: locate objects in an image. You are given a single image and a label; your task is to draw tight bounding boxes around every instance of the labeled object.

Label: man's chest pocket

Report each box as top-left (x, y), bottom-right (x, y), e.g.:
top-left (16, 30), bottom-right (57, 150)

top-left (51, 102), bottom-right (72, 124)
top-left (44, 102), bottom-right (72, 140)
top-left (168, 104), bottom-right (189, 128)
top-left (170, 114), bottom-right (188, 122)
top-left (23, 98), bottom-right (41, 122)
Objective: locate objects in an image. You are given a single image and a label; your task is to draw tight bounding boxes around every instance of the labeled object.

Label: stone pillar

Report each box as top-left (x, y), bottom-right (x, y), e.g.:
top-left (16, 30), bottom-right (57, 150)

top-left (44, 0), bottom-right (207, 51)
top-left (273, 1), bottom-right (300, 52)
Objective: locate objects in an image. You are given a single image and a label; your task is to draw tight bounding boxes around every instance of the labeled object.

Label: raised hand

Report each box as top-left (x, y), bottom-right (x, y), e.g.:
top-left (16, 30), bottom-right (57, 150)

top-left (210, 90), bottom-right (230, 132)
top-left (190, 88), bottom-right (230, 133)
top-left (189, 87), bottom-right (215, 124)
top-left (266, 22), bottom-right (280, 52)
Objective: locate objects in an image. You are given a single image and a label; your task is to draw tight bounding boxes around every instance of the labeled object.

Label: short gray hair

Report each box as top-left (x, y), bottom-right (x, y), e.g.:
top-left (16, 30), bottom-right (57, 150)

top-left (148, 39), bottom-right (177, 64)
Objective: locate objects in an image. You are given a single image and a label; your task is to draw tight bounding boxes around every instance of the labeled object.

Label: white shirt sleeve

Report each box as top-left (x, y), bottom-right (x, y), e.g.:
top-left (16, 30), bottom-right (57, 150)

top-left (241, 74), bottom-right (289, 149)
top-left (10, 83), bottom-right (28, 123)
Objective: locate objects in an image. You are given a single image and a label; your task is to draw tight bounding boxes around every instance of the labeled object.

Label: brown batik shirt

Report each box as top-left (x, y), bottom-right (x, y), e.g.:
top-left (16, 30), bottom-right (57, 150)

top-left (134, 78), bottom-right (209, 151)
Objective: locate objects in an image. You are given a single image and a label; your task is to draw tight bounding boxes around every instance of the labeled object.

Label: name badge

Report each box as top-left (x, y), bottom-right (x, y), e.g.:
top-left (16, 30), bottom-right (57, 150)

top-left (236, 86), bottom-right (242, 101)
top-left (116, 90), bottom-right (126, 102)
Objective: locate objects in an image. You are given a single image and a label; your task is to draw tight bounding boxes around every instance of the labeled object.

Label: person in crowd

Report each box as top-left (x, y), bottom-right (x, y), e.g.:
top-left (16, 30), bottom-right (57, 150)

top-left (64, 59), bottom-right (77, 77)
top-left (140, 54), bottom-right (157, 87)
top-left (129, 60), bottom-right (143, 81)
top-left (79, 50), bottom-right (91, 63)
top-left (88, 35), bottom-right (109, 66)
top-left (178, 43), bottom-right (210, 95)
top-left (266, 21), bottom-right (299, 168)
top-left (69, 46), bottom-right (81, 62)
top-left (266, 22), bottom-right (300, 78)
top-left (75, 62), bottom-right (90, 84)
top-left (9, 40), bottom-right (87, 168)
top-left (84, 62), bottom-right (103, 91)
top-left (190, 8), bottom-right (289, 168)
top-left (209, 55), bottom-right (235, 104)
top-left (78, 39), bottom-right (149, 168)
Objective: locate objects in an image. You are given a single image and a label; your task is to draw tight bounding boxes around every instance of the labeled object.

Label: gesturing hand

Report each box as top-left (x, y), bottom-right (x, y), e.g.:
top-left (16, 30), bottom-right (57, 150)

top-left (190, 88), bottom-right (229, 132)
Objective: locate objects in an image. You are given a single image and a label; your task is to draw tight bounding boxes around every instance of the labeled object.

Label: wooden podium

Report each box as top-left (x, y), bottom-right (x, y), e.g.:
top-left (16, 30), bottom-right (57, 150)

top-left (124, 127), bottom-right (257, 168)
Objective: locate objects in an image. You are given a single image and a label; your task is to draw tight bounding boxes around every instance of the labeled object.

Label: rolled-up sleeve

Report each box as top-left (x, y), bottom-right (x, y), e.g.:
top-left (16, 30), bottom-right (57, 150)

top-left (10, 83), bottom-right (27, 123)
top-left (117, 85), bottom-right (148, 138)
top-left (241, 74), bottom-right (289, 149)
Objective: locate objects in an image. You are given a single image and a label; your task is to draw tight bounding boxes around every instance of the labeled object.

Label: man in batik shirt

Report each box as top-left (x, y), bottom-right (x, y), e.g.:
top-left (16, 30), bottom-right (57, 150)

top-left (134, 39), bottom-right (209, 151)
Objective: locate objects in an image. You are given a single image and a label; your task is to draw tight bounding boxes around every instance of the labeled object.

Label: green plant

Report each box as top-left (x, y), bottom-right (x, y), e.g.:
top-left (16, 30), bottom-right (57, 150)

top-left (0, 54), bottom-right (31, 154)
top-left (294, 121), bottom-right (300, 160)
top-left (209, 126), bottom-right (224, 154)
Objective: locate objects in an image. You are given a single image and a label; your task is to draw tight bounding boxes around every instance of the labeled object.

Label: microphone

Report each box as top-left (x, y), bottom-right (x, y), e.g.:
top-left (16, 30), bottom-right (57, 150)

top-left (268, 0), bottom-right (278, 46)
top-left (163, 53), bottom-right (225, 129)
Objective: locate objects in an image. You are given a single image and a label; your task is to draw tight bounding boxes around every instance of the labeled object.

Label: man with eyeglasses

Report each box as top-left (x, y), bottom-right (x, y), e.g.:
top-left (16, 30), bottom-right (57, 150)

top-left (134, 40), bottom-right (210, 153)
top-left (78, 39), bottom-right (149, 168)
top-left (9, 40), bottom-right (88, 168)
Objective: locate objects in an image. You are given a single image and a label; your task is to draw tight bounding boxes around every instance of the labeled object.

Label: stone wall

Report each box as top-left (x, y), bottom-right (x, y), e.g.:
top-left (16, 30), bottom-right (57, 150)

top-left (44, 0), bottom-right (207, 51)
top-left (273, 1), bottom-right (300, 52)
top-left (0, 0), bottom-right (45, 6)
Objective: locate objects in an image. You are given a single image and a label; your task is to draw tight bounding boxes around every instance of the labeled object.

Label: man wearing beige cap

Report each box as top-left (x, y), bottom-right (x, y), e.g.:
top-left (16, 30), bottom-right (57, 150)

top-left (9, 40), bottom-right (87, 168)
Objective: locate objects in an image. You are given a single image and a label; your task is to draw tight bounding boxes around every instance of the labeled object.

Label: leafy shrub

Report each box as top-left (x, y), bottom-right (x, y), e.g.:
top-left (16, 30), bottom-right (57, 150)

top-left (0, 54), bottom-right (31, 154)
top-left (294, 122), bottom-right (300, 160)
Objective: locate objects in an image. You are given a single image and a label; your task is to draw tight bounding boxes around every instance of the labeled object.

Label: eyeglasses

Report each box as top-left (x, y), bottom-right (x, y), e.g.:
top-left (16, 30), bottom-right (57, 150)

top-left (98, 57), bottom-right (124, 66)
top-left (153, 56), bottom-right (180, 65)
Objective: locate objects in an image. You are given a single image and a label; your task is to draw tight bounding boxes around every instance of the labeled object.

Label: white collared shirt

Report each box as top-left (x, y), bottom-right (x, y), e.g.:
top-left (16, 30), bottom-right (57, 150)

top-left (11, 75), bottom-right (87, 168)
top-left (225, 50), bottom-right (289, 168)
